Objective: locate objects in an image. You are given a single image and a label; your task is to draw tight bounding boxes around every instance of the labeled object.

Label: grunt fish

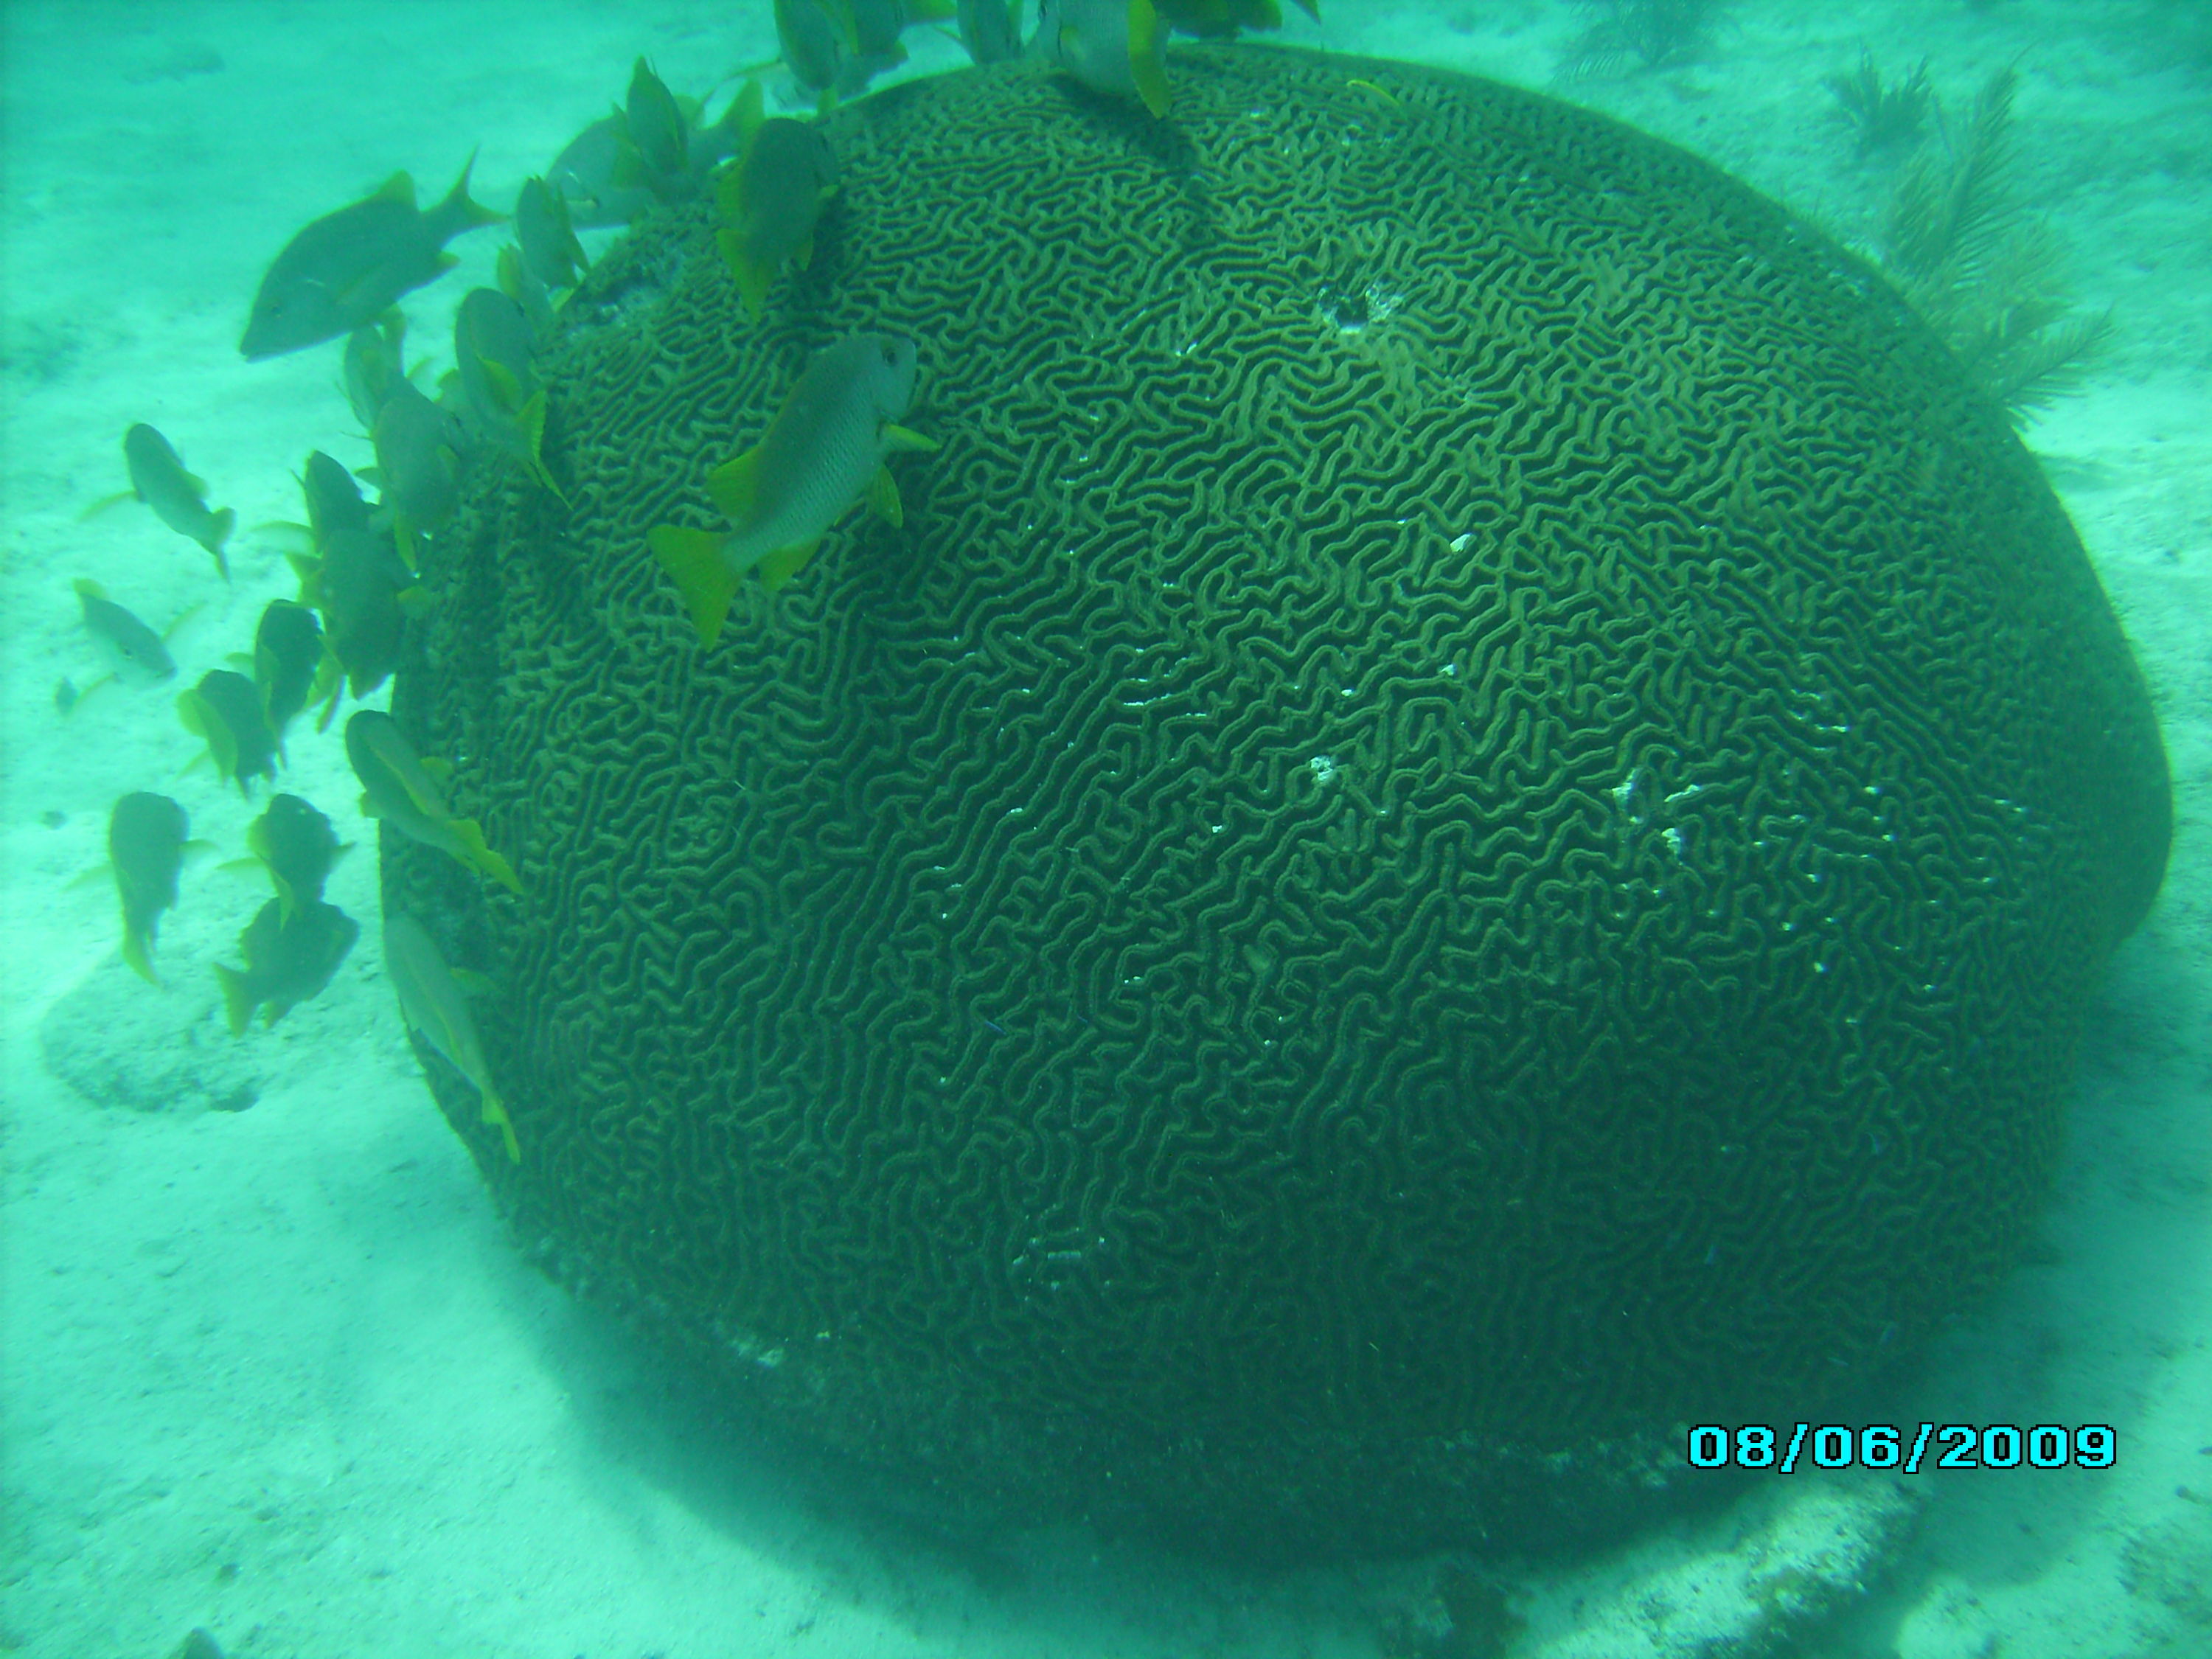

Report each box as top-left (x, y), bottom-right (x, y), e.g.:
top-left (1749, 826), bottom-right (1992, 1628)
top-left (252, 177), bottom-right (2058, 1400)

top-left (108, 790), bottom-right (189, 984)
top-left (74, 578), bottom-right (177, 689)
top-left (345, 710), bottom-right (523, 894)
top-left (714, 107), bottom-right (838, 319)
top-left (384, 911), bottom-right (521, 1163)
top-left (647, 333), bottom-right (936, 644)
top-left (240, 158), bottom-right (501, 360)
top-left (213, 897), bottom-right (358, 1035)
top-left (122, 424), bottom-right (234, 579)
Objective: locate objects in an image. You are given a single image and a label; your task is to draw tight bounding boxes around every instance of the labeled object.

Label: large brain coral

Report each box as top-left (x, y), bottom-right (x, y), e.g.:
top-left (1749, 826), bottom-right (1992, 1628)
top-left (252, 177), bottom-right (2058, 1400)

top-left (383, 46), bottom-right (2169, 1554)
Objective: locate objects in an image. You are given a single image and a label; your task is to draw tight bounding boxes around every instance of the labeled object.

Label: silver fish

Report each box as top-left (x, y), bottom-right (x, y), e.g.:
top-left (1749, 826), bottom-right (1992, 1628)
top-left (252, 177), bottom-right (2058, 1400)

top-left (957, 0), bottom-right (1025, 63)
top-left (515, 175), bottom-right (588, 291)
top-left (74, 578), bottom-right (176, 687)
top-left (384, 911), bottom-right (520, 1162)
top-left (123, 424), bottom-right (234, 577)
top-left (647, 333), bottom-right (937, 643)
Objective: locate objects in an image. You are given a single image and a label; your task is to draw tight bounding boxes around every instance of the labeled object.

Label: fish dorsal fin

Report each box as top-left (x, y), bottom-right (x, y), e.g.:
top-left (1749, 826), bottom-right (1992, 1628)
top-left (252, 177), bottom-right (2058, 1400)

top-left (863, 465), bottom-right (902, 528)
top-left (375, 172), bottom-right (418, 206)
top-left (437, 150), bottom-right (505, 234)
top-left (706, 447), bottom-right (766, 524)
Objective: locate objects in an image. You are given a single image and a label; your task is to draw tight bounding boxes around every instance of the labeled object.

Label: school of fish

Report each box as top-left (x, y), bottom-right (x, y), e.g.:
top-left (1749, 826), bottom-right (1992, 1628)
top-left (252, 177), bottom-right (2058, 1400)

top-left (69, 0), bottom-right (1321, 1166)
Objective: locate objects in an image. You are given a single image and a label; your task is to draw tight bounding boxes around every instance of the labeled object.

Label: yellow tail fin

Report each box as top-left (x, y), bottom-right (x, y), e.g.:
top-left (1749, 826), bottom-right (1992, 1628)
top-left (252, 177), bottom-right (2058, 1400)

top-left (446, 816), bottom-right (523, 895)
top-left (212, 962), bottom-right (254, 1037)
top-left (714, 226), bottom-right (776, 319)
top-left (1129, 0), bottom-right (1172, 116)
top-left (481, 1088), bottom-right (522, 1163)
top-left (649, 524), bottom-right (742, 644)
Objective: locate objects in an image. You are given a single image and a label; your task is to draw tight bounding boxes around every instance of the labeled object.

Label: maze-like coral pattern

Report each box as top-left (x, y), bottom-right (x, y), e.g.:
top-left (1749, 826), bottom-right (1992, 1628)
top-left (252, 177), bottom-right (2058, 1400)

top-left (385, 46), bottom-right (2169, 1551)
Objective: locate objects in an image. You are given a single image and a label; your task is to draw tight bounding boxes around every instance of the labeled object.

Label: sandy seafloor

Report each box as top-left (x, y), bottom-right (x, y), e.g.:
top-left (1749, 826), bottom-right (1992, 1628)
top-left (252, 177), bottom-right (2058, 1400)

top-left (1, 1), bottom-right (2208, 1655)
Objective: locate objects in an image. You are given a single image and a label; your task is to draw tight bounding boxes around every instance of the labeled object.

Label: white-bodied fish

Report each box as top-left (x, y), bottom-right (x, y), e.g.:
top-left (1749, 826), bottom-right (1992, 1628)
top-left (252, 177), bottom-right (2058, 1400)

top-left (384, 911), bottom-right (520, 1163)
top-left (122, 424), bottom-right (235, 578)
top-left (956, 0), bottom-right (1025, 63)
top-left (551, 80), bottom-right (754, 226)
top-left (515, 175), bottom-right (589, 291)
top-left (297, 450), bottom-right (418, 700)
top-left (369, 378), bottom-right (467, 534)
top-left (1035, 0), bottom-right (1172, 117)
top-left (74, 579), bottom-right (178, 689)
top-left (344, 710), bottom-right (524, 894)
top-left (647, 333), bottom-right (938, 644)
top-left (453, 288), bottom-right (560, 499)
